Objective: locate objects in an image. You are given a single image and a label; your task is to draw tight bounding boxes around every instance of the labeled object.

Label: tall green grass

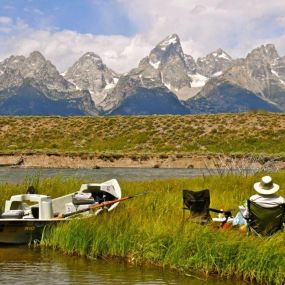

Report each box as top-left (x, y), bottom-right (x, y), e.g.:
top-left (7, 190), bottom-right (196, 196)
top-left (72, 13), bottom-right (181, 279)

top-left (23, 173), bottom-right (285, 284)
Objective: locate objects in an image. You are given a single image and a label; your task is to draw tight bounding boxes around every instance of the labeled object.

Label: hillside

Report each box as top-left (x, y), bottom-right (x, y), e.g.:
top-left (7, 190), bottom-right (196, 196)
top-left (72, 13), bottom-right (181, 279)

top-left (0, 113), bottom-right (284, 157)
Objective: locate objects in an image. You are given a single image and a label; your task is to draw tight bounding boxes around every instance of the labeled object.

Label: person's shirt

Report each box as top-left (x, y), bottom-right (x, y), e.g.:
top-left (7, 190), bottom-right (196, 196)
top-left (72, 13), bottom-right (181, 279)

top-left (240, 194), bottom-right (285, 219)
top-left (249, 194), bottom-right (285, 208)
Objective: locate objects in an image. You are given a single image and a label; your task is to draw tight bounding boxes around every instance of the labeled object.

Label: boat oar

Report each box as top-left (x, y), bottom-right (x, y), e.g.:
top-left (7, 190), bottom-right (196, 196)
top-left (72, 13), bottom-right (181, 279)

top-left (57, 191), bottom-right (148, 219)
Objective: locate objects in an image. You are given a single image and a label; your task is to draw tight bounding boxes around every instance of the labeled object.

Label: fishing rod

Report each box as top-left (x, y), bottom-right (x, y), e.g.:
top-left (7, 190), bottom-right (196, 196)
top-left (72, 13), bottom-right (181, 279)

top-left (57, 191), bottom-right (148, 219)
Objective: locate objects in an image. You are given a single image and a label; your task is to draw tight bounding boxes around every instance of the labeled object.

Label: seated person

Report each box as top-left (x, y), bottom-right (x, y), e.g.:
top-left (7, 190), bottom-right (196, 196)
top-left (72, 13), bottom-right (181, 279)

top-left (233, 176), bottom-right (285, 225)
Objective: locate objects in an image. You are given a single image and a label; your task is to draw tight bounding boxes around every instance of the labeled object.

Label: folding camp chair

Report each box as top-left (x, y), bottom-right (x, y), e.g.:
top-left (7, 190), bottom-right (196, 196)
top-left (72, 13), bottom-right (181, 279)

top-left (246, 200), bottom-right (285, 236)
top-left (182, 189), bottom-right (232, 226)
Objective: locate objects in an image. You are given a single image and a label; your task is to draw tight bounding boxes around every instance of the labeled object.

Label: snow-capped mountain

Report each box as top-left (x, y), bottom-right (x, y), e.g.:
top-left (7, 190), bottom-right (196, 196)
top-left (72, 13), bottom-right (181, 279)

top-left (0, 35), bottom-right (284, 115)
top-left (185, 44), bottom-right (285, 113)
top-left (100, 34), bottom-right (192, 114)
top-left (100, 34), bottom-right (212, 114)
top-left (64, 52), bottom-right (119, 105)
top-left (196, 48), bottom-right (233, 77)
top-left (0, 51), bottom-right (96, 115)
top-left (0, 51), bottom-right (75, 92)
top-left (147, 34), bottom-right (191, 91)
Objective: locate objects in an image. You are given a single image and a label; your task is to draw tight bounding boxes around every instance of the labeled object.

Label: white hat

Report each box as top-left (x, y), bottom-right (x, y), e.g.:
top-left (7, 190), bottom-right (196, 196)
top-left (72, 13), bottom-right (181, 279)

top-left (253, 176), bottom-right (280, 195)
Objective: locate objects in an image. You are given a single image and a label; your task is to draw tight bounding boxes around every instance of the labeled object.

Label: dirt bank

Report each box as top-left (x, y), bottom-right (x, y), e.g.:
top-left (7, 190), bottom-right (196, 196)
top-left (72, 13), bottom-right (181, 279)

top-left (0, 153), bottom-right (284, 170)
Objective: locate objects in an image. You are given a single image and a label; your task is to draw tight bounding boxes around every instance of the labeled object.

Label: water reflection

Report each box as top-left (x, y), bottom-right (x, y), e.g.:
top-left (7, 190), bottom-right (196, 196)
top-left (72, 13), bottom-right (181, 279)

top-left (0, 246), bottom-right (244, 285)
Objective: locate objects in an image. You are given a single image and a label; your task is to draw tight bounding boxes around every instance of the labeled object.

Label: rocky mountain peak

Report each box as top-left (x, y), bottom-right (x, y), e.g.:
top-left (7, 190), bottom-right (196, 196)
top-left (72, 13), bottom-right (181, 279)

top-left (246, 44), bottom-right (279, 63)
top-left (0, 50), bottom-right (77, 93)
top-left (26, 51), bottom-right (58, 74)
top-left (196, 48), bottom-right (233, 77)
top-left (28, 51), bottom-right (46, 62)
top-left (78, 52), bottom-right (104, 67)
top-left (66, 52), bottom-right (116, 75)
top-left (184, 54), bottom-right (197, 74)
top-left (211, 48), bottom-right (232, 61)
top-left (101, 34), bottom-right (193, 111)
top-left (0, 51), bottom-right (96, 115)
top-left (157, 34), bottom-right (180, 49)
top-left (68, 52), bottom-right (110, 75)
top-left (242, 43), bottom-right (285, 101)
top-left (147, 34), bottom-right (185, 70)
top-left (265, 44), bottom-right (279, 58)
top-left (2, 55), bottom-right (25, 66)
top-left (64, 52), bottom-right (118, 105)
top-left (82, 52), bottom-right (101, 59)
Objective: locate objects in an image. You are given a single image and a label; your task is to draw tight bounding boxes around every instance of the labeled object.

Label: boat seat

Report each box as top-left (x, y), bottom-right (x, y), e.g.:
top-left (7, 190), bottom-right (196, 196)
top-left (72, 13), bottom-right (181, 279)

top-left (72, 193), bottom-right (95, 205)
top-left (1, 210), bottom-right (25, 219)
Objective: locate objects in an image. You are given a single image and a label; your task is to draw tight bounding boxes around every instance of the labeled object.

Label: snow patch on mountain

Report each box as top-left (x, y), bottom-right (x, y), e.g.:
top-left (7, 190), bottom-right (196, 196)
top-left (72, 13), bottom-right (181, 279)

top-left (213, 71), bottom-right (223, 77)
top-left (212, 51), bottom-right (231, 61)
top-left (164, 82), bottom-right (172, 90)
top-left (271, 69), bottom-right (285, 85)
top-left (149, 59), bottom-right (161, 69)
top-left (159, 34), bottom-right (179, 47)
top-left (190, 73), bottom-right (208, 88)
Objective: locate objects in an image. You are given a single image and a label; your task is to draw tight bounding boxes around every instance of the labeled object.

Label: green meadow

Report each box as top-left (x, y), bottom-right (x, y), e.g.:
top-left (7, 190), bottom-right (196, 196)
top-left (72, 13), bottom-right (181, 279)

top-left (0, 112), bottom-right (285, 156)
top-left (1, 173), bottom-right (284, 284)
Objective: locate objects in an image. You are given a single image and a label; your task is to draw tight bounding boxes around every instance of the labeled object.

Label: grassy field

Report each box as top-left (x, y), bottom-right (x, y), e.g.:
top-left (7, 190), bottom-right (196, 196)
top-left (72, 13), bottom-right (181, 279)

top-left (1, 173), bottom-right (283, 284)
top-left (0, 112), bottom-right (285, 156)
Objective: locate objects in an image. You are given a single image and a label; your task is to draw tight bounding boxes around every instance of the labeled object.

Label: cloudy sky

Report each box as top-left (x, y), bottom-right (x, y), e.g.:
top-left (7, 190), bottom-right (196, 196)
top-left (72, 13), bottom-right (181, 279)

top-left (0, 0), bottom-right (285, 73)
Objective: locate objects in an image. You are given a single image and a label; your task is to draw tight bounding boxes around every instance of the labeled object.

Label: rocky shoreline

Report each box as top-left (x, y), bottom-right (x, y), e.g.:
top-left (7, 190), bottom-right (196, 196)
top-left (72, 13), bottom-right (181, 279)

top-left (0, 153), bottom-right (284, 170)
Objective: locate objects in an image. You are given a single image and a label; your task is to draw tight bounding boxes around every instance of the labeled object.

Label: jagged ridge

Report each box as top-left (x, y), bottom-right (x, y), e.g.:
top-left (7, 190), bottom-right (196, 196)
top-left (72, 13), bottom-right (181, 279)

top-left (0, 35), bottom-right (284, 115)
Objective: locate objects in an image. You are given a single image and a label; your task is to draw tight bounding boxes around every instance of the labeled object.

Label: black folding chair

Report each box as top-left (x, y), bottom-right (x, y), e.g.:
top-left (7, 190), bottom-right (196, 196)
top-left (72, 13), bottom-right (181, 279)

top-left (182, 189), bottom-right (232, 226)
top-left (246, 200), bottom-right (285, 236)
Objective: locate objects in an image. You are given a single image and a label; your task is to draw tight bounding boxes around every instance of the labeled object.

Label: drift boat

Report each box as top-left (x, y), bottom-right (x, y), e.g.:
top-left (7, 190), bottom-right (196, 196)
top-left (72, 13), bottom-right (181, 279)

top-left (0, 179), bottom-right (121, 244)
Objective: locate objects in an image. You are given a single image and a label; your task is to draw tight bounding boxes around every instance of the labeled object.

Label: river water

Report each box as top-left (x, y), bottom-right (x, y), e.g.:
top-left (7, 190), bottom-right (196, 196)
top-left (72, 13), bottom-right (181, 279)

top-left (0, 246), bottom-right (245, 285)
top-left (0, 166), bottom-right (220, 184)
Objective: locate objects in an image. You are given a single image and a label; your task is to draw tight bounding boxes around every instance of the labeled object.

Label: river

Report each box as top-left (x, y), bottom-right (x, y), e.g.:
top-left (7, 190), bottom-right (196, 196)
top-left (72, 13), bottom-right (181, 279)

top-left (0, 166), bottom-right (227, 184)
top-left (0, 246), bottom-right (245, 285)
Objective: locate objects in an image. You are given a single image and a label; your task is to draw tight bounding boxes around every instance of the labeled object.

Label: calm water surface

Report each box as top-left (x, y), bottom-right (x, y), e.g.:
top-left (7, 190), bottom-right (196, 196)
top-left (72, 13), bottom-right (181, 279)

top-left (0, 167), bottom-right (215, 184)
top-left (0, 246), bottom-right (244, 285)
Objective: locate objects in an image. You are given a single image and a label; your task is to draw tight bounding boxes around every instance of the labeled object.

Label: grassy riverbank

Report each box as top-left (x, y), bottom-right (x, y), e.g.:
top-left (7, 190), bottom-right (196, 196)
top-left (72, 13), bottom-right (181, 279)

top-left (4, 173), bottom-right (281, 284)
top-left (0, 113), bottom-right (285, 156)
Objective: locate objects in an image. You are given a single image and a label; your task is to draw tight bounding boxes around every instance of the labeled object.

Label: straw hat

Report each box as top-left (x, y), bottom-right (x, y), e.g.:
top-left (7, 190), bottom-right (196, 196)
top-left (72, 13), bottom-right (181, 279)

top-left (253, 176), bottom-right (280, 195)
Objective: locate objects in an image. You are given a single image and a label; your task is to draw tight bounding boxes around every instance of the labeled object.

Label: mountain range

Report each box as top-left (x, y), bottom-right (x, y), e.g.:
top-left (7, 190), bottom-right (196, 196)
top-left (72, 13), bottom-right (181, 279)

top-left (0, 34), bottom-right (284, 115)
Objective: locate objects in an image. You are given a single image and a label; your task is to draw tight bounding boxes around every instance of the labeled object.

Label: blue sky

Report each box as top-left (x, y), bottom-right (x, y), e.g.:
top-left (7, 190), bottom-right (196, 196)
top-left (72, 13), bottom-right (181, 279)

top-left (0, 0), bottom-right (136, 35)
top-left (0, 0), bottom-right (285, 72)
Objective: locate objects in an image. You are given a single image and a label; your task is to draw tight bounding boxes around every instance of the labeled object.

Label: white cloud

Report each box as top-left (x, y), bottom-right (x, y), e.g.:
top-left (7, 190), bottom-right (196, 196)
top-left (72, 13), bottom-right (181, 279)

top-left (0, 24), bottom-right (153, 73)
top-left (119, 0), bottom-right (285, 58)
top-left (1, 1), bottom-right (285, 73)
top-left (0, 16), bottom-right (13, 25)
top-left (0, 16), bottom-right (13, 33)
